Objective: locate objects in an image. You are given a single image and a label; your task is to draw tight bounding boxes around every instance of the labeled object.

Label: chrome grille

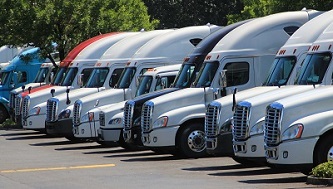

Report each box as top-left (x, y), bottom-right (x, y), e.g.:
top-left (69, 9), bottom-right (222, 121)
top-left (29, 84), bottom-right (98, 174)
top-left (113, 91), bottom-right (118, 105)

top-left (14, 96), bottom-right (22, 115)
top-left (46, 98), bottom-right (58, 122)
top-left (264, 103), bottom-right (283, 146)
top-left (9, 93), bottom-right (15, 109)
top-left (141, 101), bottom-right (154, 132)
top-left (99, 112), bottom-right (105, 126)
top-left (22, 97), bottom-right (30, 119)
top-left (232, 102), bottom-right (251, 141)
top-left (73, 100), bottom-right (82, 126)
top-left (205, 101), bottom-right (221, 137)
top-left (123, 101), bottom-right (135, 130)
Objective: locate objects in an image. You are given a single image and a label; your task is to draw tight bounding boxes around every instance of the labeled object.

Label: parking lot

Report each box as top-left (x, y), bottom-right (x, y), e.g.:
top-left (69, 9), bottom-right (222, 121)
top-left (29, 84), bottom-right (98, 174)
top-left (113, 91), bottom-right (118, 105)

top-left (0, 128), bottom-right (320, 189)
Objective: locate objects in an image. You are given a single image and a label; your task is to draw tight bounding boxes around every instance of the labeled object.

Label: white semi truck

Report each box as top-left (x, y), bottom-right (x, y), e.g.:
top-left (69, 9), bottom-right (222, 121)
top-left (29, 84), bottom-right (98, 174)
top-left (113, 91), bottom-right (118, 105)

top-left (21, 32), bottom-right (136, 131)
top-left (9, 32), bottom-right (120, 125)
top-left (80, 65), bottom-right (181, 145)
top-left (140, 10), bottom-right (319, 158)
top-left (44, 29), bottom-right (174, 138)
top-left (264, 22), bottom-right (333, 172)
top-left (210, 10), bottom-right (331, 161)
top-left (53, 25), bottom-right (219, 139)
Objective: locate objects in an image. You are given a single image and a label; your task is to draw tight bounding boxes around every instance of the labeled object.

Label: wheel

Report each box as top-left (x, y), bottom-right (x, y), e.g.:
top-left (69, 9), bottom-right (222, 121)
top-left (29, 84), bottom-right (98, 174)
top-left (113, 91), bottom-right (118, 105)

top-left (0, 105), bottom-right (9, 124)
top-left (177, 122), bottom-right (207, 158)
top-left (314, 135), bottom-right (333, 166)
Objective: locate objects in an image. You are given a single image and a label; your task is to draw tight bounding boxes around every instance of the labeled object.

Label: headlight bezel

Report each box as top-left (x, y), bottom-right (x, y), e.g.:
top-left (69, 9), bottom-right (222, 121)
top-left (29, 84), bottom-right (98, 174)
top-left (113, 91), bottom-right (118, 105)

top-left (282, 123), bottom-right (304, 141)
top-left (250, 119), bottom-right (265, 136)
top-left (153, 116), bottom-right (168, 128)
top-left (58, 109), bottom-right (71, 119)
top-left (29, 106), bottom-right (41, 116)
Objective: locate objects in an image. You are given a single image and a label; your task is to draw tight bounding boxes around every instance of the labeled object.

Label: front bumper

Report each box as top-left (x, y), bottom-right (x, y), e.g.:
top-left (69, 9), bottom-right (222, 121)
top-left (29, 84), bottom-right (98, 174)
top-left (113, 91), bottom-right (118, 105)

top-left (99, 128), bottom-right (121, 142)
top-left (73, 120), bottom-right (99, 139)
top-left (266, 136), bottom-right (318, 166)
top-left (45, 118), bottom-right (73, 137)
top-left (206, 132), bottom-right (234, 156)
top-left (233, 134), bottom-right (265, 159)
top-left (23, 114), bottom-right (46, 130)
top-left (142, 126), bottom-right (179, 147)
top-left (123, 126), bottom-right (143, 146)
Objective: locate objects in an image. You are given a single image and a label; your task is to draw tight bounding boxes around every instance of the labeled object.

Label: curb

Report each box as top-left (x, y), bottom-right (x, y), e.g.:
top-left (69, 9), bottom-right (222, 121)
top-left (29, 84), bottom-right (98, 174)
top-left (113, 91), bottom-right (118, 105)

top-left (307, 175), bottom-right (333, 186)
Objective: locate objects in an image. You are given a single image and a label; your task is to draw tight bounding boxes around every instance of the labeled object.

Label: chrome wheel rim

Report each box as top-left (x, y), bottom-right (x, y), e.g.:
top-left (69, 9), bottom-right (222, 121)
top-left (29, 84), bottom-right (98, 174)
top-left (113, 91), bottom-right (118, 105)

top-left (187, 130), bottom-right (206, 152)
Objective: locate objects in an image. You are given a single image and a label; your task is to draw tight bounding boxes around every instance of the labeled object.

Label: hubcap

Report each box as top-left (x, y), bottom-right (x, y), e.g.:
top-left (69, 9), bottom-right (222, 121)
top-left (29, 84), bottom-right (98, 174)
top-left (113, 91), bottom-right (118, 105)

top-left (187, 130), bottom-right (206, 152)
top-left (327, 146), bottom-right (333, 162)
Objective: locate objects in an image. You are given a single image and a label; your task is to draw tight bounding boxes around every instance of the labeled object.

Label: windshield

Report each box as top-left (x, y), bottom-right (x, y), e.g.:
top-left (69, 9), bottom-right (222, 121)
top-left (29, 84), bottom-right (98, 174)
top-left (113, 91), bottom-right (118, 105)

top-left (135, 75), bottom-right (153, 96)
top-left (295, 52), bottom-right (331, 85)
top-left (61, 67), bottom-right (78, 86)
top-left (173, 63), bottom-right (197, 88)
top-left (85, 68), bottom-right (109, 88)
top-left (52, 67), bottom-right (67, 85)
top-left (116, 67), bottom-right (136, 89)
top-left (0, 71), bottom-right (10, 85)
top-left (263, 56), bottom-right (297, 86)
top-left (34, 67), bottom-right (50, 83)
top-left (193, 61), bottom-right (219, 88)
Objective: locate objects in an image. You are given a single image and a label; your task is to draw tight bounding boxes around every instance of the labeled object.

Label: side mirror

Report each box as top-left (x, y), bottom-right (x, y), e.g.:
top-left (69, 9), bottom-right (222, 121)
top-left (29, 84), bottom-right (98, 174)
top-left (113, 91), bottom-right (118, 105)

top-left (77, 74), bottom-right (83, 87)
top-left (219, 70), bottom-right (227, 88)
top-left (49, 72), bottom-right (55, 83)
top-left (50, 89), bottom-right (55, 97)
top-left (11, 72), bottom-right (18, 88)
top-left (21, 85), bottom-right (25, 92)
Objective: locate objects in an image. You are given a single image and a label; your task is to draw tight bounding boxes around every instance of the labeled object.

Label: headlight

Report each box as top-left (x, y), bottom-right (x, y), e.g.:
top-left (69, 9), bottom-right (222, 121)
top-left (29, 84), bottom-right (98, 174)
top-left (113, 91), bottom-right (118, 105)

top-left (153, 116), bottom-right (168, 128)
top-left (29, 106), bottom-right (41, 115)
top-left (81, 112), bottom-right (94, 123)
top-left (58, 109), bottom-right (71, 119)
top-left (250, 120), bottom-right (265, 136)
top-left (282, 123), bottom-right (303, 141)
top-left (219, 119), bottom-right (232, 134)
top-left (99, 112), bottom-right (105, 126)
top-left (108, 118), bottom-right (122, 125)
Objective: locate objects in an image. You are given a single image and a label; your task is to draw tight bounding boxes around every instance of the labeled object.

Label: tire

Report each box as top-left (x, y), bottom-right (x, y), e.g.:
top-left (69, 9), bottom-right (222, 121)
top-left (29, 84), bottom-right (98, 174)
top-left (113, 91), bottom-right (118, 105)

top-left (177, 122), bottom-right (207, 158)
top-left (0, 105), bottom-right (9, 124)
top-left (314, 135), bottom-right (333, 166)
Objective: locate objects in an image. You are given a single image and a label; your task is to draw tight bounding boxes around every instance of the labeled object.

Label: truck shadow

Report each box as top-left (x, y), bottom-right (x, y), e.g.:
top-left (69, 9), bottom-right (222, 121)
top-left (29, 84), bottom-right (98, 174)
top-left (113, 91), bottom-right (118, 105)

top-left (208, 167), bottom-right (302, 176)
top-left (239, 176), bottom-right (307, 184)
top-left (104, 151), bottom-right (157, 158)
top-left (182, 163), bottom-right (262, 171)
top-left (0, 130), bottom-right (40, 136)
top-left (29, 140), bottom-right (87, 146)
top-left (55, 144), bottom-right (117, 151)
top-left (5, 134), bottom-right (59, 140)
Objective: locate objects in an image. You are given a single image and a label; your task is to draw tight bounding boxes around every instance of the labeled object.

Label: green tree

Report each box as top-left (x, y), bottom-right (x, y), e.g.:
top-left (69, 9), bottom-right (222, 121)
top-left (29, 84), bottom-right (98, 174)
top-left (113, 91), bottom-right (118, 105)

top-left (227, 0), bottom-right (333, 24)
top-left (143, 0), bottom-right (244, 28)
top-left (0, 0), bottom-right (158, 62)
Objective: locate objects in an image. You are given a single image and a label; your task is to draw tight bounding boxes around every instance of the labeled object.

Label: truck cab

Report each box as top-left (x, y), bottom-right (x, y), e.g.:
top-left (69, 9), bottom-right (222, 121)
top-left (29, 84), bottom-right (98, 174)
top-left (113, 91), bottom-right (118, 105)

top-left (264, 21), bottom-right (333, 173)
top-left (0, 47), bottom-right (53, 123)
top-left (21, 32), bottom-right (135, 131)
top-left (140, 10), bottom-right (319, 158)
top-left (47, 25), bottom-right (219, 139)
top-left (204, 10), bottom-right (328, 161)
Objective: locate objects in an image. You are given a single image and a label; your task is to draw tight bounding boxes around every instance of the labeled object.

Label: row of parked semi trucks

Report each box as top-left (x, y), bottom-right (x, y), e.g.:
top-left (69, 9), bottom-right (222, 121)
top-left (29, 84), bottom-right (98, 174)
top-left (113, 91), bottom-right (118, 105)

top-left (4, 8), bottom-right (333, 175)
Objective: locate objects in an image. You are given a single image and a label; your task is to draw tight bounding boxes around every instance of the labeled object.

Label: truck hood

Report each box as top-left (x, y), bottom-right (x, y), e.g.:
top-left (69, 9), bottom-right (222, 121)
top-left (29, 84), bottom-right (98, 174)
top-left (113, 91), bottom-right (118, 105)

top-left (71, 88), bottom-right (125, 116)
top-left (213, 86), bottom-right (279, 124)
top-left (11, 83), bottom-right (46, 94)
top-left (238, 85), bottom-right (316, 126)
top-left (23, 86), bottom-right (67, 109)
top-left (130, 88), bottom-right (179, 106)
top-left (148, 88), bottom-right (205, 116)
top-left (272, 85), bottom-right (333, 126)
top-left (49, 88), bottom-right (105, 112)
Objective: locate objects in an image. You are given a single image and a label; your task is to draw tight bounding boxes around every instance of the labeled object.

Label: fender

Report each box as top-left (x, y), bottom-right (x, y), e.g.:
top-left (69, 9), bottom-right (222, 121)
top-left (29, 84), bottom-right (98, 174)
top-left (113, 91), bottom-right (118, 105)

top-left (160, 103), bottom-right (206, 127)
top-left (0, 96), bottom-right (10, 111)
top-left (287, 110), bottom-right (333, 139)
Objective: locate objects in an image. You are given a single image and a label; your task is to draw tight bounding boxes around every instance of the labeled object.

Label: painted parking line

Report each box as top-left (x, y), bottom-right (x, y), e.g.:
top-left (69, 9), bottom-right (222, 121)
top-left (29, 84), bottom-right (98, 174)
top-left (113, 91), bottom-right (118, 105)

top-left (0, 164), bottom-right (116, 173)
